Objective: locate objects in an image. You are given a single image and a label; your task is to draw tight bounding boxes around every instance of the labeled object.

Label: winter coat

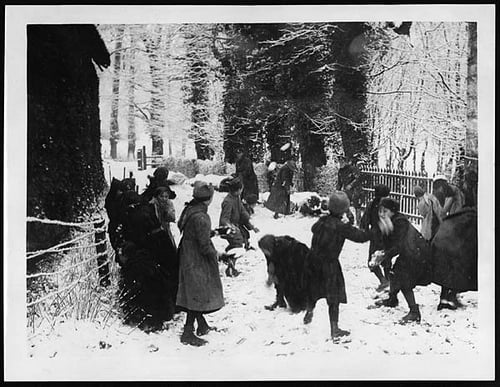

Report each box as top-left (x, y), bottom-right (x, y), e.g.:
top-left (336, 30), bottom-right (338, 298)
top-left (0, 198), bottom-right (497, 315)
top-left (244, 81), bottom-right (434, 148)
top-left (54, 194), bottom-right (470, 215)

top-left (236, 156), bottom-right (259, 203)
top-left (431, 208), bottom-right (477, 292)
top-left (443, 184), bottom-right (465, 216)
top-left (359, 198), bottom-right (390, 270)
top-left (176, 201), bottom-right (224, 313)
top-left (219, 193), bottom-right (254, 249)
top-left (381, 213), bottom-right (433, 291)
top-left (309, 214), bottom-right (370, 305)
top-left (417, 193), bottom-right (443, 241)
top-left (337, 164), bottom-right (363, 208)
top-left (150, 197), bottom-right (177, 249)
top-left (265, 163), bottom-right (294, 215)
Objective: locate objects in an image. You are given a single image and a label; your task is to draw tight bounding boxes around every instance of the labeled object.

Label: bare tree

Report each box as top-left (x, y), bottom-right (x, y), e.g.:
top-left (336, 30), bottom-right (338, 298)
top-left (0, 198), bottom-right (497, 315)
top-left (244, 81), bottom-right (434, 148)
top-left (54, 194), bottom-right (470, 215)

top-left (109, 26), bottom-right (125, 160)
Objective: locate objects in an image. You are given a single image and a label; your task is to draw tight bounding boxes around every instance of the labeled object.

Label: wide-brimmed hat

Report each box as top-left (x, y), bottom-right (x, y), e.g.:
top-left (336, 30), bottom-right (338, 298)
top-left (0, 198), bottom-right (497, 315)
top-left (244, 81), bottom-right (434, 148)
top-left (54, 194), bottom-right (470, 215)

top-left (379, 197), bottom-right (400, 213)
top-left (328, 190), bottom-right (350, 215)
top-left (193, 181), bottom-right (214, 201)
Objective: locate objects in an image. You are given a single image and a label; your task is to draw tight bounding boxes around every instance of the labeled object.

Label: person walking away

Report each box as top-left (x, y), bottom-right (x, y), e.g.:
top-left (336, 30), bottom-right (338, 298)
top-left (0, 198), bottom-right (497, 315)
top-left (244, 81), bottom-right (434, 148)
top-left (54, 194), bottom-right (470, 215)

top-left (265, 159), bottom-right (297, 219)
top-left (359, 184), bottom-right (391, 292)
top-left (150, 186), bottom-right (177, 249)
top-left (219, 177), bottom-right (260, 276)
top-left (370, 198), bottom-right (433, 323)
top-left (234, 147), bottom-right (259, 215)
top-left (176, 181), bottom-right (225, 346)
top-left (337, 157), bottom-right (363, 225)
top-left (431, 176), bottom-right (465, 309)
top-left (306, 191), bottom-right (371, 339)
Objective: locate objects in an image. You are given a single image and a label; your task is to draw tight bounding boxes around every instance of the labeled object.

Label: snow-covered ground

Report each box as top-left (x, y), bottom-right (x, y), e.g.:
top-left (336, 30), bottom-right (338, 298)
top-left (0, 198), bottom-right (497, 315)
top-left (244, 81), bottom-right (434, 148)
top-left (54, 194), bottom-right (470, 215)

top-left (25, 160), bottom-right (481, 380)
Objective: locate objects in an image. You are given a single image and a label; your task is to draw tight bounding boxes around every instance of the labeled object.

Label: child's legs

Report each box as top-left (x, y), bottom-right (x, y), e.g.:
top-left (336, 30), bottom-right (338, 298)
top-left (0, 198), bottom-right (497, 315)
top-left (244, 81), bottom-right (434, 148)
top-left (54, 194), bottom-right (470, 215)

top-left (401, 288), bottom-right (417, 307)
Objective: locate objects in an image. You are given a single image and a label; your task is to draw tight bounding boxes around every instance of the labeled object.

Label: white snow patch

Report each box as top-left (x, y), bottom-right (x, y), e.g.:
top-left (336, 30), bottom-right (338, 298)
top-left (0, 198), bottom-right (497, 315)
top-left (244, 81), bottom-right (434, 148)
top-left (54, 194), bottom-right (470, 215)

top-left (27, 160), bottom-right (479, 378)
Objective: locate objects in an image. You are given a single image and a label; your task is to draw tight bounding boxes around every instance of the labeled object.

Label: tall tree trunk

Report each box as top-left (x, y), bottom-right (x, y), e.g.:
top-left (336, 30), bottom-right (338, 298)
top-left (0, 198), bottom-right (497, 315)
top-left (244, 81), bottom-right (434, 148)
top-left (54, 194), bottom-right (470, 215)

top-left (126, 28), bottom-right (136, 161)
top-left (109, 26), bottom-right (124, 160)
top-left (420, 140), bottom-right (428, 173)
top-left (462, 22), bottom-right (478, 207)
top-left (333, 23), bottom-right (370, 163)
top-left (145, 26), bottom-right (167, 156)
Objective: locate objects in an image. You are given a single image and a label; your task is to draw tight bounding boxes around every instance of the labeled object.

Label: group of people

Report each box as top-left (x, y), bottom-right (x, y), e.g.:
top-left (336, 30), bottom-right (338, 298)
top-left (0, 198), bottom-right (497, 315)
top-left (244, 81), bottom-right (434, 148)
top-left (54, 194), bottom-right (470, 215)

top-left (105, 155), bottom-right (263, 345)
top-left (106, 151), bottom-right (476, 345)
top-left (301, 175), bottom-right (474, 338)
top-left (359, 175), bottom-right (471, 323)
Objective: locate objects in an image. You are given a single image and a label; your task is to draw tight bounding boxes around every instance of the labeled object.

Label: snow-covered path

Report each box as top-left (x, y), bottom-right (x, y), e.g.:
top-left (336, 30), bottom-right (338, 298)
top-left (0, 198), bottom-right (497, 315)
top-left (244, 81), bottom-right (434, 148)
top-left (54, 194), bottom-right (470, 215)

top-left (26, 160), bottom-right (481, 379)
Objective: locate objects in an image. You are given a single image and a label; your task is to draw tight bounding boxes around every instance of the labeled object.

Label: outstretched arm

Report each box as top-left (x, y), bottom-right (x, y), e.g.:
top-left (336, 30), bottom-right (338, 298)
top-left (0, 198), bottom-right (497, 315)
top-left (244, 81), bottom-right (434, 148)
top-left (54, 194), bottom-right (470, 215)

top-left (342, 223), bottom-right (371, 243)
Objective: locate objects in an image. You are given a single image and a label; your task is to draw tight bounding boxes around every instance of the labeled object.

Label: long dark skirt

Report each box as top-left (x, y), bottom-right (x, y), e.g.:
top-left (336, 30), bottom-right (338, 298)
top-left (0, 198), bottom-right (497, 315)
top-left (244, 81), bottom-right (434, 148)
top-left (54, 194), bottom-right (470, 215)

top-left (265, 185), bottom-right (290, 215)
top-left (119, 242), bottom-right (177, 330)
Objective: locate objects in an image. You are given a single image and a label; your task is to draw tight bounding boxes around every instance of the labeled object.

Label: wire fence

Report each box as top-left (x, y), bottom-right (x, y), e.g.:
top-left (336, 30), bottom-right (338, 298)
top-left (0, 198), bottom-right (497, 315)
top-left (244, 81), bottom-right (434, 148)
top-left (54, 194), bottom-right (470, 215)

top-left (26, 216), bottom-right (121, 337)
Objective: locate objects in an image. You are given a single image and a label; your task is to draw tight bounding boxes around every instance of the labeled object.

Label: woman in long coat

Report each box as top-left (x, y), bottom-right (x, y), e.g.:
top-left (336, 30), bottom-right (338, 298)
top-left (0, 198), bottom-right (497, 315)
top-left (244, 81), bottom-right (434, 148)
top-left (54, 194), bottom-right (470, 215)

top-left (235, 148), bottom-right (259, 208)
top-left (371, 198), bottom-right (433, 323)
top-left (149, 186), bottom-right (177, 248)
top-left (265, 159), bottom-right (296, 218)
top-left (306, 191), bottom-right (371, 339)
top-left (176, 181), bottom-right (224, 346)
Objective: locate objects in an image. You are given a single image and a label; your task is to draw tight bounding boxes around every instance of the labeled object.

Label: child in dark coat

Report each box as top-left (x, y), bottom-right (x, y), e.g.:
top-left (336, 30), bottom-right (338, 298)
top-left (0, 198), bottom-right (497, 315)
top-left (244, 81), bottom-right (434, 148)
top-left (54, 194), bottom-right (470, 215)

top-left (370, 198), bottom-right (433, 323)
top-left (307, 191), bottom-right (371, 339)
top-left (219, 177), bottom-right (259, 276)
top-left (359, 184), bottom-right (391, 291)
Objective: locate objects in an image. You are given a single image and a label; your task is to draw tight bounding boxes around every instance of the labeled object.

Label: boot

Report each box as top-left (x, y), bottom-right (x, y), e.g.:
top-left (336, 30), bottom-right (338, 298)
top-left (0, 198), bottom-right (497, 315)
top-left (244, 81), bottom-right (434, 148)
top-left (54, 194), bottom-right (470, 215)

top-left (330, 322), bottom-right (350, 340)
top-left (303, 310), bottom-right (314, 325)
top-left (437, 299), bottom-right (457, 311)
top-left (375, 293), bottom-right (398, 307)
top-left (180, 327), bottom-right (208, 346)
top-left (375, 279), bottom-right (390, 293)
top-left (400, 305), bottom-right (421, 324)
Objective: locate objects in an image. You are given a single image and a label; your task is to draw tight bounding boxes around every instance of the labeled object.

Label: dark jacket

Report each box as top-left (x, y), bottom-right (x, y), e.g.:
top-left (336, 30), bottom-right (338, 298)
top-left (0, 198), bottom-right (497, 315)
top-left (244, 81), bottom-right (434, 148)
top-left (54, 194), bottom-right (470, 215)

top-left (236, 156), bottom-right (259, 202)
top-left (176, 201), bottom-right (224, 313)
top-left (309, 214), bottom-right (370, 304)
top-left (219, 193), bottom-right (254, 249)
top-left (381, 213), bottom-right (432, 290)
top-left (431, 208), bottom-right (477, 292)
top-left (337, 164), bottom-right (363, 207)
top-left (265, 163), bottom-right (294, 215)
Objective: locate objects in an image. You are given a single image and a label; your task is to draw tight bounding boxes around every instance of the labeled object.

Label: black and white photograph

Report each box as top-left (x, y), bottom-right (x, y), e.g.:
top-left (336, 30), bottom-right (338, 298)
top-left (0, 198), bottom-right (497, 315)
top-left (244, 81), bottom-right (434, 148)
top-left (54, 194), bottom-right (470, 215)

top-left (4, 4), bottom-right (495, 381)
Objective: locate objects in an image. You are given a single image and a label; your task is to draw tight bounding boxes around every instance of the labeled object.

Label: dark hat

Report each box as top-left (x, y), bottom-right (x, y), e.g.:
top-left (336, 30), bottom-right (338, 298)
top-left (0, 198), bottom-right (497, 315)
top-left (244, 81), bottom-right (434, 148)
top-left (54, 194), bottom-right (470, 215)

top-left (227, 177), bottom-right (243, 192)
top-left (374, 184), bottom-right (390, 198)
top-left (153, 166), bottom-right (169, 181)
top-left (379, 197), bottom-right (400, 213)
top-left (193, 181), bottom-right (214, 201)
top-left (413, 186), bottom-right (425, 197)
top-left (328, 190), bottom-right (350, 215)
top-left (154, 185), bottom-right (176, 199)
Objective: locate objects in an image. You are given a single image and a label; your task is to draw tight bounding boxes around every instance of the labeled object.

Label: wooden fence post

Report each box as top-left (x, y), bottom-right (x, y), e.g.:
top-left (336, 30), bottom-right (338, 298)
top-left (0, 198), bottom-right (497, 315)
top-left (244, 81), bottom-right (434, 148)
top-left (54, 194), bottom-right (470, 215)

top-left (137, 148), bottom-right (142, 170)
top-left (94, 217), bottom-right (110, 287)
